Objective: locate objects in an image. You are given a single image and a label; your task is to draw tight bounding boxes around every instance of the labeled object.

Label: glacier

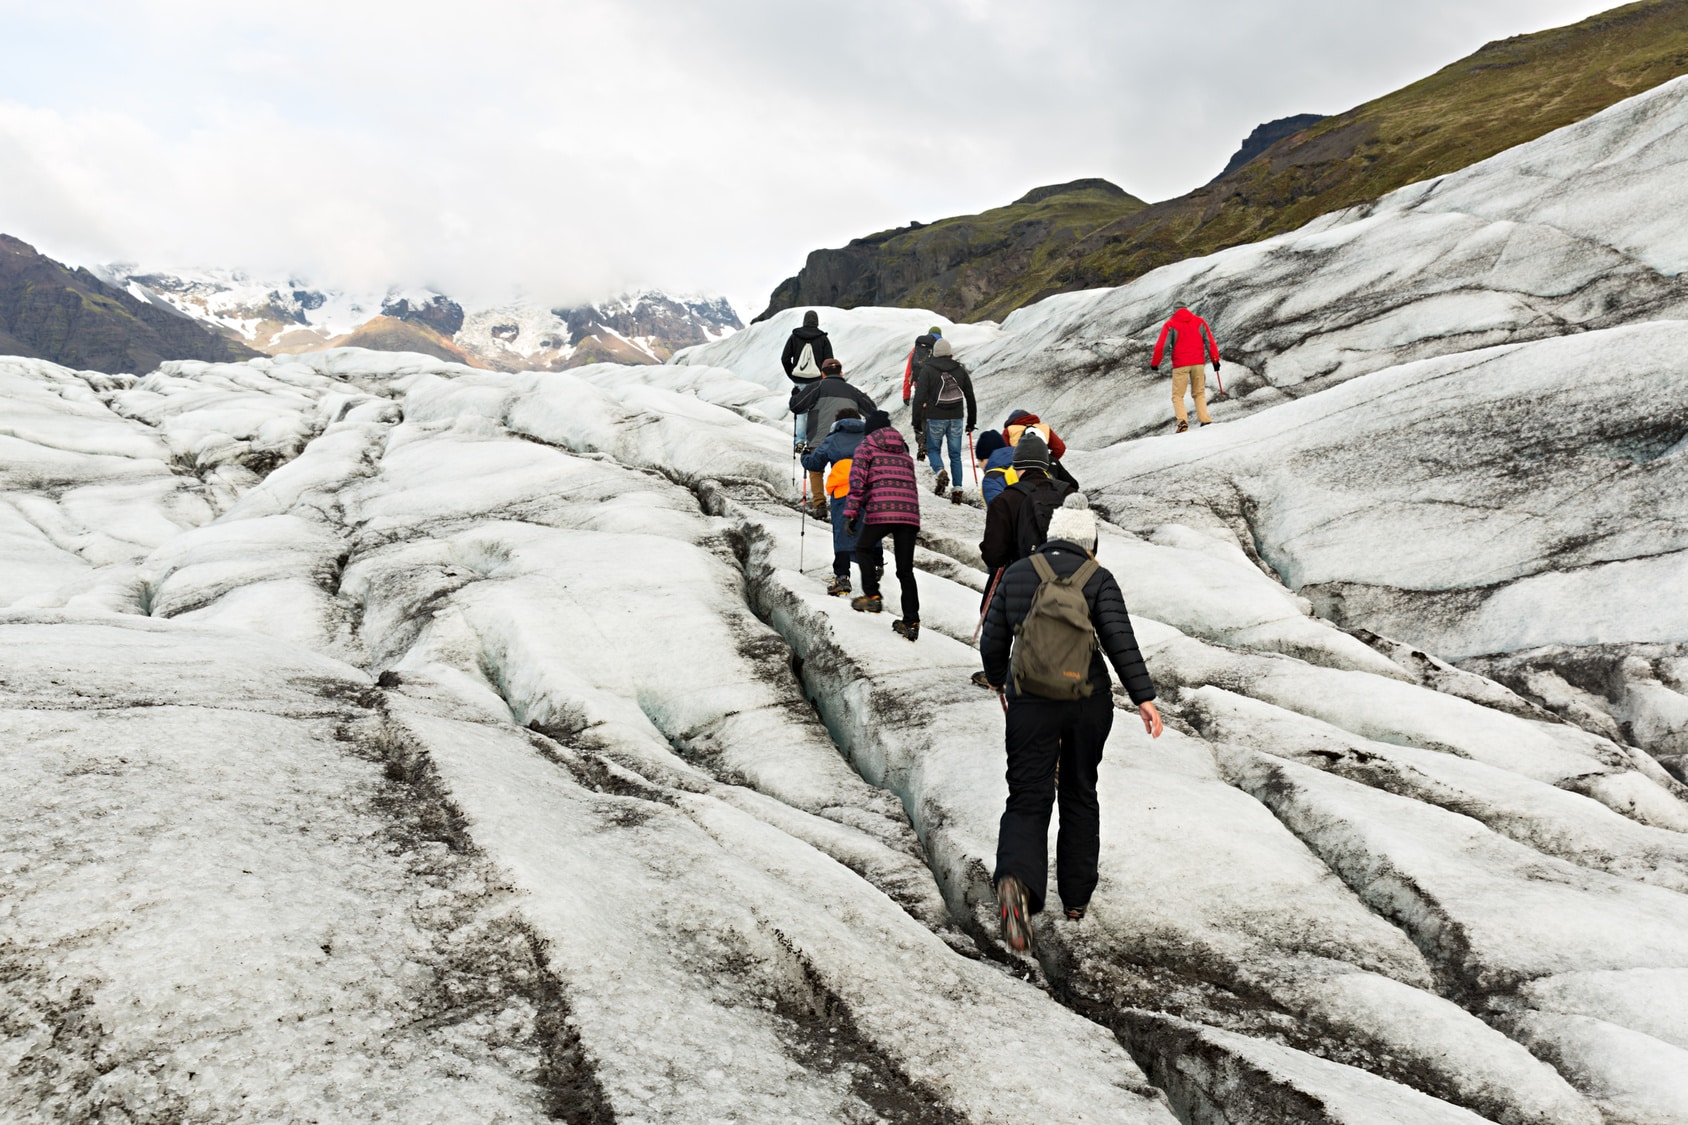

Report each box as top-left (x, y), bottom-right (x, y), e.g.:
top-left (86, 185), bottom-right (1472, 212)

top-left (4, 74), bottom-right (1688, 1125)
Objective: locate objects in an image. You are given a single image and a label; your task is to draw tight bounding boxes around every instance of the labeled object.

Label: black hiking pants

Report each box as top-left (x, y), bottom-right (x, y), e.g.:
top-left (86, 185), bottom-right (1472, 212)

top-left (855, 524), bottom-right (919, 623)
top-left (993, 691), bottom-right (1113, 915)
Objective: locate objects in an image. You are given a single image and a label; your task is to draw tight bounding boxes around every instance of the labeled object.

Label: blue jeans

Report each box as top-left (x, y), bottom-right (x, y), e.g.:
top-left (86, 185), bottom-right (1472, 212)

top-left (925, 417), bottom-right (965, 483)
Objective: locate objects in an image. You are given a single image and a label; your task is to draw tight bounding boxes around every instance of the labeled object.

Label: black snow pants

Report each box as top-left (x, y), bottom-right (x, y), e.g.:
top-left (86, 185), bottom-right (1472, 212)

top-left (993, 691), bottom-right (1114, 915)
top-left (855, 524), bottom-right (919, 623)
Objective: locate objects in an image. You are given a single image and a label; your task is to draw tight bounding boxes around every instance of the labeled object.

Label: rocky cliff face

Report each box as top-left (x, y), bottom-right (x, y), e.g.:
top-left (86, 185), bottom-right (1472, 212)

top-left (1208, 113), bottom-right (1326, 182)
top-left (0, 237), bottom-right (260, 373)
top-left (381, 294), bottom-right (465, 337)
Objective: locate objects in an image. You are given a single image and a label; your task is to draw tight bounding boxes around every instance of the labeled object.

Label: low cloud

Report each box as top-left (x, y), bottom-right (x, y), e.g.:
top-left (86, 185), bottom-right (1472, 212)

top-left (0, 0), bottom-right (1618, 314)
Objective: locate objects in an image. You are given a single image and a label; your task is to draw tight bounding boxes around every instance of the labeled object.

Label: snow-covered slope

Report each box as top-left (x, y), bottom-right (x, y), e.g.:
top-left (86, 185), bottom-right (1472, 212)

top-left (7, 341), bottom-right (1686, 1123)
top-left (5, 68), bottom-right (1688, 1125)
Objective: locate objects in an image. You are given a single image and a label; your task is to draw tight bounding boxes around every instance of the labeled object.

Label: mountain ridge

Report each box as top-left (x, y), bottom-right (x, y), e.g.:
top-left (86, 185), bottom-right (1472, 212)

top-left (759, 0), bottom-right (1688, 323)
top-left (90, 265), bottom-right (744, 372)
top-left (0, 236), bottom-right (261, 373)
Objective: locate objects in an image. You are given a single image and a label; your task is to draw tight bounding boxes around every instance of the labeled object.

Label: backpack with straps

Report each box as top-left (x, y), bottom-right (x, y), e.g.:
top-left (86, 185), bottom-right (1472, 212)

top-left (935, 367), bottom-right (965, 406)
top-left (1011, 553), bottom-right (1100, 700)
top-left (792, 341), bottom-right (821, 379)
top-left (1010, 476), bottom-right (1075, 559)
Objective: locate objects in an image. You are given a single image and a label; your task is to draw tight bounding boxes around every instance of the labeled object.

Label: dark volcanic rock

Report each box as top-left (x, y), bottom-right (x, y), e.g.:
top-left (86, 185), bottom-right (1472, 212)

top-left (1209, 114), bottom-right (1327, 182)
top-left (382, 293), bottom-right (466, 336)
top-left (0, 235), bottom-right (261, 373)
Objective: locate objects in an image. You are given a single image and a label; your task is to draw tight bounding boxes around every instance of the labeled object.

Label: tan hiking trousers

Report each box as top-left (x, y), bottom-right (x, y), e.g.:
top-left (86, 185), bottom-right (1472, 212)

top-left (1171, 365), bottom-right (1212, 424)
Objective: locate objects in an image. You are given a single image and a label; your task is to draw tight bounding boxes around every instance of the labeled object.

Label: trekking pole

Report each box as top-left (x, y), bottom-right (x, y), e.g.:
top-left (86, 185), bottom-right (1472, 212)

top-left (798, 471), bottom-right (807, 573)
top-left (792, 417), bottom-right (800, 496)
top-left (1213, 364), bottom-right (1227, 403)
top-left (972, 568), bottom-right (1004, 645)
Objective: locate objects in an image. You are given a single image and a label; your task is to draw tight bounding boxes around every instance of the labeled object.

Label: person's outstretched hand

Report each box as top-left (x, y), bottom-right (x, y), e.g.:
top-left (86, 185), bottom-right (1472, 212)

top-left (1139, 701), bottom-right (1164, 738)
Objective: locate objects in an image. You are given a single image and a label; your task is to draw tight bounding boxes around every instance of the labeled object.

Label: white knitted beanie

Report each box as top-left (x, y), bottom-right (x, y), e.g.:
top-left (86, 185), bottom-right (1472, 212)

top-left (1046, 492), bottom-right (1097, 550)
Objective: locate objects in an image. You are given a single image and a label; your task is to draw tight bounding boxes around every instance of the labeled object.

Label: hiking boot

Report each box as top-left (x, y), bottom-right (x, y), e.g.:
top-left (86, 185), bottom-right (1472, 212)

top-left (810, 499), bottom-right (829, 520)
top-left (826, 574), bottom-right (851, 597)
top-left (1064, 904), bottom-right (1087, 922)
top-left (997, 875), bottom-right (1034, 953)
top-left (970, 670), bottom-right (994, 690)
top-left (893, 619), bottom-right (920, 642)
top-left (851, 593), bottom-right (883, 614)
top-left (933, 469), bottom-right (949, 495)
top-left (1176, 419), bottom-right (1189, 434)
top-left (950, 489), bottom-right (963, 505)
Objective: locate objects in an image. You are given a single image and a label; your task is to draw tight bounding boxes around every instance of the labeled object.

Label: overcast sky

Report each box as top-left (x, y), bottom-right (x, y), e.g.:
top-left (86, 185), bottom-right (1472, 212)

top-left (0, 0), bottom-right (1622, 315)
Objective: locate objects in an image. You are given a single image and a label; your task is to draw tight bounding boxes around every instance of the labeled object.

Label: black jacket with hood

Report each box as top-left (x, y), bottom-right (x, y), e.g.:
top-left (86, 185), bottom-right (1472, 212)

top-left (781, 312), bottom-right (834, 383)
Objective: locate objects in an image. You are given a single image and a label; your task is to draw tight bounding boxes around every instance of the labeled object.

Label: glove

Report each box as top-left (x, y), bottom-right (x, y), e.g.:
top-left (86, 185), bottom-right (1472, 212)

top-left (844, 517), bottom-right (860, 538)
top-left (801, 443), bottom-right (814, 455)
top-left (1212, 360), bottom-right (1222, 372)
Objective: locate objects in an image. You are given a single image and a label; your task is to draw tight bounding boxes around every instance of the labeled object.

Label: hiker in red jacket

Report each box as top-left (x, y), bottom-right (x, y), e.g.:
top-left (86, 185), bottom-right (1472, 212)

top-left (844, 410), bottom-right (923, 642)
top-left (1151, 307), bottom-right (1222, 433)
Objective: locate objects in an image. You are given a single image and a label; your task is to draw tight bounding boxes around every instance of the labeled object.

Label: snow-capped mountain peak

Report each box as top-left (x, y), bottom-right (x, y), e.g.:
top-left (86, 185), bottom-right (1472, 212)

top-left (92, 266), bottom-right (743, 370)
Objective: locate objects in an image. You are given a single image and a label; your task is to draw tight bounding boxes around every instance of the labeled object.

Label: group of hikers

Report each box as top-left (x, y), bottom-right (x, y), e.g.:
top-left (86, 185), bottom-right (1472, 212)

top-left (782, 309), bottom-right (1204, 953)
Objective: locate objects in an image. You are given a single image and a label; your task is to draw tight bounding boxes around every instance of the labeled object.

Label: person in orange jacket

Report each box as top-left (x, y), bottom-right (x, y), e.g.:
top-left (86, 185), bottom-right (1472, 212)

top-left (1151, 307), bottom-right (1222, 432)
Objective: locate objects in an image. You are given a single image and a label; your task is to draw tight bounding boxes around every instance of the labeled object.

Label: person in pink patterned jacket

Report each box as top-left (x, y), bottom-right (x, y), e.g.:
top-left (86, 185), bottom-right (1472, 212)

top-left (843, 410), bottom-right (923, 641)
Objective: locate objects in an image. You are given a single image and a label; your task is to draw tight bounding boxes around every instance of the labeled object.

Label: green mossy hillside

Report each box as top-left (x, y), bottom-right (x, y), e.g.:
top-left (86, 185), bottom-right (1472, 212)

top-left (761, 0), bottom-right (1688, 323)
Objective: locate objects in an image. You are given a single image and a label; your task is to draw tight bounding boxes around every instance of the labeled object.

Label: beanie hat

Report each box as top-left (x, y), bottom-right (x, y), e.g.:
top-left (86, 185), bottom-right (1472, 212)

top-left (932, 339), bottom-right (954, 357)
top-left (863, 409), bottom-right (892, 434)
top-left (1046, 493), bottom-right (1097, 551)
top-left (930, 325), bottom-right (943, 336)
top-left (820, 357), bottom-right (843, 374)
top-left (1004, 409), bottom-right (1035, 427)
top-left (803, 310), bottom-right (819, 328)
top-left (1012, 430), bottom-right (1050, 470)
top-left (973, 429), bottom-right (1007, 461)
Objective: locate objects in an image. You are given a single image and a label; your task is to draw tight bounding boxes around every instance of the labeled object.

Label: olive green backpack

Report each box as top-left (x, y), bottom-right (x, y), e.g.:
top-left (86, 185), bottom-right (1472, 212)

top-left (1010, 554), bottom-right (1100, 700)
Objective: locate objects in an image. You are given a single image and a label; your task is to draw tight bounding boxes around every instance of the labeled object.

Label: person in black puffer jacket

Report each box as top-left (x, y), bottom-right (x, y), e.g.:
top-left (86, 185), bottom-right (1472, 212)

top-left (978, 493), bottom-right (1162, 949)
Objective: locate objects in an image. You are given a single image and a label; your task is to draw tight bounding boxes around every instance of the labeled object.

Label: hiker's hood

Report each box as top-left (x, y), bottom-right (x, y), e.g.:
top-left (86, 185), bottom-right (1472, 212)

top-left (1005, 410), bottom-right (1040, 427)
top-left (1169, 307), bottom-right (1200, 327)
top-left (791, 325), bottom-right (828, 341)
top-left (830, 417), bottom-right (866, 434)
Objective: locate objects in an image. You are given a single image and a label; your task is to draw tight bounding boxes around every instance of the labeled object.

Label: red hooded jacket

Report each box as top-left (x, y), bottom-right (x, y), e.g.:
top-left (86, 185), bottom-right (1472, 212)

top-left (1152, 308), bottom-right (1221, 368)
